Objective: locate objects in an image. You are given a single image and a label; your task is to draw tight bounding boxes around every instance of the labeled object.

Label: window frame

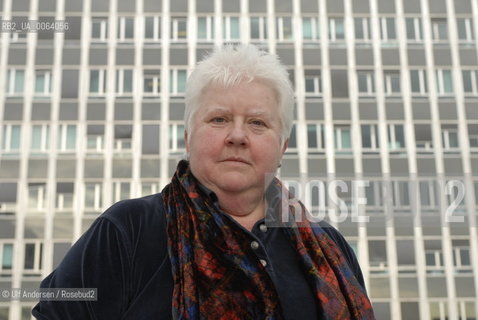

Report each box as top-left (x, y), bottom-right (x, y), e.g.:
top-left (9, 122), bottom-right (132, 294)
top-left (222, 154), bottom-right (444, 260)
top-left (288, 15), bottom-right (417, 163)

top-left (223, 16), bottom-right (240, 41)
top-left (169, 69), bottom-right (187, 95)
top-left (89, 69), bottom-right (107, 95)
top-left (142, 69), bottom-right (161, 96)
top-left (435, 69), bottom-right (454, 95)
top-left (383, 70), bottom-right (401, 96)
top-left (328, 17), bottom-right (345, 41)
top-left (144, 16), bottom-right (161, 41)
top-left (91, 17), bottom-right (108, 41)
top-left (357, 70), bottom-right (375, 95)
top-left (379, 17), bottom-right (397, 42)
top-left (250, 16), bottom-right (268, 42)
top-left (170, 16), bottom-right (188, 41)
top-left (361, 124), bottom-right (380, 151)
top-left (115, 68), bottom-right (134, 96)
top-left (410, 69), bottom-right (428, 96)
top-left (405, 17), bottom-right (423, 42)
top-left (387, 123), bottom-right (406, 151)
top-left (1, 124), bottom-right (21, 153)
top-left (197, 15), bottom-right (215, 42)
top-left (354, 17), bottom-right (371, 42)
top-left (31, 124), bottom-right (50, 154)
top-left (117, 16), bottom-right (135, 41)
top-left (168, 122), bottom-right (186, 153)
top-left (57, 123), bottom-right (77, 153)
top-left (306, 122), bottom-right (325, 152)
top-left (84, 182), bottom-right (103, 210)
top-left (0, 242), bottom-right (13, 274)
top-left (6, 68), bottom-right (25, 96)
top-left (23, 241), bottom-right (43, 275)
top-left (302, 16), bottom-right (320, 41)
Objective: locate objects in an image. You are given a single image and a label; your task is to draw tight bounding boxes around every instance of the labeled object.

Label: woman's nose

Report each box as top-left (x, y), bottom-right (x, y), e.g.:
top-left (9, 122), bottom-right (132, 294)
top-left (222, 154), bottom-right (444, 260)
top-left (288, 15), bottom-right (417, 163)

top-left (225, 123), bottom-right (248, 146)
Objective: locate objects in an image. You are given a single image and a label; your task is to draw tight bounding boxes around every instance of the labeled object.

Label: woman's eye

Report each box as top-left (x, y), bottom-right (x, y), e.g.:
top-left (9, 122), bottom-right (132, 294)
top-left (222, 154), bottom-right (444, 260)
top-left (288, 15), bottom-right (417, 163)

top-left (211, 117), bottom-right (226, 123)
top-left (251, 120), bottom-right (266, 127)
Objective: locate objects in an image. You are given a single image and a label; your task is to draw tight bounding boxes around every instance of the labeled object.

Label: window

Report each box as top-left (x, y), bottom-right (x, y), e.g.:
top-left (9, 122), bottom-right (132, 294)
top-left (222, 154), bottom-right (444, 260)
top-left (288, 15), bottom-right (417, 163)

top-left (425, 240), bottom-right (443, 269)
top-left (57, 124), bottom-right (77, 152)
top-left (86, 125), bottom-right (104, 152)
top-left (380, 17), bottom-right (396, 41)
top-left (10, 31), bottom-right (27, 42)
top-left (462, 70), bottom-right (478, 95)
top-left (307, 123), bottom-right (325, 151)
top-left (286, 124), bottom-right (297, 152)
top-left (304, 70), bottom-right (321, 95)
top-left (143, 69), bottom-right (161, 95)
top-left (334, 125), bottom-right (352, 151)
top-left (469, 124), bottom-right (478, 148)
top-left (431, 18), bottom-right (448, 41)
top-left (31, 124), bottom-right (50, 153)
top-left (365, 181), bottom-right (383, 207)
top-left (358, 70), bottom-right (375, 95)
top-left (361, 124), bottom-right (379, 150)
top-left (383, 71), bottom-right (401, 95)
top-left (91, 17), bottom-right (108, 41)
top-left (24, 242), bottom-right (43, 273)
top-left (223, 16), bottom-right (240, 41)
top-left (6, 69), bottom-right (25, 95)
top-left (456, 18), bottom-right (474, 41)
top-left (328, 18), bottom-right (345, 41)
top-left (117, 16), bottom-right (134, 41)
top-left (250, 16), bottom-right (268, 41)
top-left (441, 126), bottom-right (459, 150)
top-left (0, 243), bottom-right (13, 273)
top-left (392, 181), bottom-right (410, 207)
top-left (85, 183), bottom-right (102, 210)
top-left (435, 69), bottom-right (453, 95)
top-left (197, 16), bottom-right (214, 41)
top-left (452, 240), bottom-right (471, 270)
top-left (420, 181), bottom-right (439, 207)
top-left (28, 182), bottom-right (47, 210)
top-left (89, 69), bottom-right (107, 95)
top-left (0, 182), bottom-right (17, 212)
top-left (1, 124), bottom-right (21, 153)
top-left (369, 240), bottom-right (387, 269)
top-left (144, 16), bottom-right (161, 41)
top-left (169, 69), bottom-right (187, 95)
top-left (114, 125), bottom-right (132, 151)
top-left (410, 69), bottom-right (428, 95)
top-left (406, 18), bottom-right (423, 42)
top-left (414, 124), bottom-right (433, 152)
top-left (34, 70), bottom-right (52, 97)
top-left (56, 182), bottom-right (74, 210)
top-left (302, 17), bottom-right (319, 40)
top-left (169, 123), bottom-right (185, 153)
top-left (115, 69), bottom-right (133, 95)
top-left (387, 124), bottom-right (405, 150)
top-left (171, 17), bottom-right (187, 41)
top-left (113, 182), bottom-right (131, 202)
top-left (354, 17), bottom-right (371, 41)
top-left (275, 16), bottom-right (292, 41)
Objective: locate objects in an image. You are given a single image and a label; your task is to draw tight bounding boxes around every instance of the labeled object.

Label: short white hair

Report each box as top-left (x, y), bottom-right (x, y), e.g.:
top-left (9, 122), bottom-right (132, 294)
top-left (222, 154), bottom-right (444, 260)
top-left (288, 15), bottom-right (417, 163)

top-left (184, 45), bottom-right (294, 142)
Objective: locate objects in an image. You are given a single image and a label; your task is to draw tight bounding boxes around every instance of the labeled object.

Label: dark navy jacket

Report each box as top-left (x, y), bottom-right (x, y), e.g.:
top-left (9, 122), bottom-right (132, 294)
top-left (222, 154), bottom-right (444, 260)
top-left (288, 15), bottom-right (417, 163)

top-left (33, 192), bottom-right (365, 320)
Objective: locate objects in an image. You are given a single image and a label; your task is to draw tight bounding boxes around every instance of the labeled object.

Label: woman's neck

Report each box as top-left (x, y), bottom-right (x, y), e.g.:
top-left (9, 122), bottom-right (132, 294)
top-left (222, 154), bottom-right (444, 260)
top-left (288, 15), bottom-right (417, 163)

top-left (215, 190), bottom-right (266, 231)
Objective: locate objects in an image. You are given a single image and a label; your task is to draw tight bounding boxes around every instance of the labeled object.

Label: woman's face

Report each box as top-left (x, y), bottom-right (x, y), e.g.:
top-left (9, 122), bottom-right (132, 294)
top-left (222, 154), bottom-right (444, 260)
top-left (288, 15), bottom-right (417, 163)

top-left (186, 80), bottom-right (288, 196)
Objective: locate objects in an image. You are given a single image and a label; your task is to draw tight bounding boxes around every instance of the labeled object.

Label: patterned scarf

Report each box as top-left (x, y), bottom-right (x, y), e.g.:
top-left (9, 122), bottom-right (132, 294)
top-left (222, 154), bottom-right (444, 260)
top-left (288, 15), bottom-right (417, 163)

top-left (162, 160), bottom-right (375, 320)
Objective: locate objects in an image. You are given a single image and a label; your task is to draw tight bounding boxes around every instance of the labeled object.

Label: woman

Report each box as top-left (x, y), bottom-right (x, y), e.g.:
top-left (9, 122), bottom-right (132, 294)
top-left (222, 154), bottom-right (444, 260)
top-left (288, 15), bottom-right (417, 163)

top-left (33, 45), bottom-right (375, 319)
